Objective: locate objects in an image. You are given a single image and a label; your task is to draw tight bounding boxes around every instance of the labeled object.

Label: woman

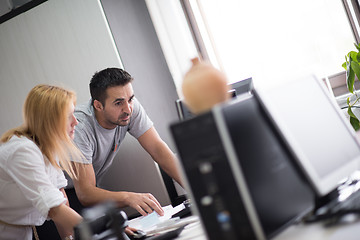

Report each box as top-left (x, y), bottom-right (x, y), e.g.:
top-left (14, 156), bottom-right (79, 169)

top-left (0, 84), bottom-right (83, 240)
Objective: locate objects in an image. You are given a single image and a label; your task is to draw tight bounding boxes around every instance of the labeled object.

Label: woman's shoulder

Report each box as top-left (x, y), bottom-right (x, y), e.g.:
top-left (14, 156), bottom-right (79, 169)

top-left (0, 136), bottom-right (43, 166)
top-left (9, 135), bottom-right (35, 144)
top-left (3, 135), bottom-right (40, 153)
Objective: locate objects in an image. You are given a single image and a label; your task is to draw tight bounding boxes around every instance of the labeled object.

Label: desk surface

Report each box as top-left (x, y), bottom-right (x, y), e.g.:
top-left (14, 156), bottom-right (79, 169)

top-left (177, 216), bottom-right (360, 240)
top-left (176, 220), bottom-right (207, 240)
top-left (274, 220), bottom-right (360, 240)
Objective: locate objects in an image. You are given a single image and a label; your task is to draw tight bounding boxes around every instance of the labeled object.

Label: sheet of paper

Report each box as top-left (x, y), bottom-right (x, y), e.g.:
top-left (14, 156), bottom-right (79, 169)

top-left (128, 203), bottom-right (185, 232)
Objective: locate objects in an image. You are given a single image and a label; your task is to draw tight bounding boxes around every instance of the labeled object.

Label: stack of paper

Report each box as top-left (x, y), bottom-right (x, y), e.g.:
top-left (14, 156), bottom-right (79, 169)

top-left (127, 203), bottom-right (198, 234)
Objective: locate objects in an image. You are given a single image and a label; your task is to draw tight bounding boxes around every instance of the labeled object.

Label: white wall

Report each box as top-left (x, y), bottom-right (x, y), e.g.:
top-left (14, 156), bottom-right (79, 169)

top-left (0, 0), bottom-right (122, 134)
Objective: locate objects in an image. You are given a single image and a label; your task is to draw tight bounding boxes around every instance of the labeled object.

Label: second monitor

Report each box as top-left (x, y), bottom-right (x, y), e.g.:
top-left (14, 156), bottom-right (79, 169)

top-left (170, 92), bottom-right (314, 240)
top-left (175, 77), bottom-right (253, 121)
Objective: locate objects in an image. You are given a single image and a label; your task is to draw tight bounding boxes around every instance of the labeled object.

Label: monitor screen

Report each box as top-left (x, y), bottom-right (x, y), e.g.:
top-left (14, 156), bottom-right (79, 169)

top-left (175, 77), bottom-right (253, 121)
top-left (257, 75), bottom-right (360, 197)
top-left (170, 94), bottom-right (314, 239)
top-left (229, 77), bottom-right (253, 96)
top-left (219, 96), bottom-right (314, 238)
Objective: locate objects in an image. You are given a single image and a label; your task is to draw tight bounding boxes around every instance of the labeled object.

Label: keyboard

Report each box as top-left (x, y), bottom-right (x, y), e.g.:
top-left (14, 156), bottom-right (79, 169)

top-left (305, 182), bottom-right (360, 223)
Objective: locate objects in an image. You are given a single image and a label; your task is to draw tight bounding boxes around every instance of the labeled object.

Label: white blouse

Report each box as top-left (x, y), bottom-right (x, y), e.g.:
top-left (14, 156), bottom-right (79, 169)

top-left (0, 136), bottom-right (67, 239)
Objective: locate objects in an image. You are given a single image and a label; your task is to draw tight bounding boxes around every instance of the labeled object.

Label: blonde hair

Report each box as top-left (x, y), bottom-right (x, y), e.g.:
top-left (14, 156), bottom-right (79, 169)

top-left (1, 84), bottom-right (83, 179)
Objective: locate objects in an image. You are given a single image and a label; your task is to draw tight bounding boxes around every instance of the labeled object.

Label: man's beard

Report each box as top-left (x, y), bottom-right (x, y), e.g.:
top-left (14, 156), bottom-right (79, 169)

top-left (114, 113), bottom-right (130, 126)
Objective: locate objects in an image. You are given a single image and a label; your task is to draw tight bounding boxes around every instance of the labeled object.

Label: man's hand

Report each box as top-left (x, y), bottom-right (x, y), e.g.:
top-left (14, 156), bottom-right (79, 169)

top-left (124, 192), bottom-right (164, 216)
top-left (72, 163), bottom-right (164, 216)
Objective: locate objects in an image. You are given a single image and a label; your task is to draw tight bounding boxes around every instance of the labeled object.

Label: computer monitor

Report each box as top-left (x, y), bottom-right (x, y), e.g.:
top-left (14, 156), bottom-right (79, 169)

top-left (229, 76), bottom-right (253, 96)
top-left (170, 94), bottom-right (314, 240)
top-left (175, 77), bottom-right (253, 121)
top-left (175, 99), bottom-right (194, 121)
top-left (256, 75), bottom-right (360, 197)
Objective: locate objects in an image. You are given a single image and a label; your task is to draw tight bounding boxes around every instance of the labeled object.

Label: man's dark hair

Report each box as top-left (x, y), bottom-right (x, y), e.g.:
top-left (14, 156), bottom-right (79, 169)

top-left (90, 68), bottom-right (133, 107)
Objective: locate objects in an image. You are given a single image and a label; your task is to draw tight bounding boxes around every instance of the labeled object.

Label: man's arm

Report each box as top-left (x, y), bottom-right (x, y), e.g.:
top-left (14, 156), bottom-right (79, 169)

top-left (72, 162), bottom-right (164, 216)
top-left (137, 127), bottom-right (183, 187)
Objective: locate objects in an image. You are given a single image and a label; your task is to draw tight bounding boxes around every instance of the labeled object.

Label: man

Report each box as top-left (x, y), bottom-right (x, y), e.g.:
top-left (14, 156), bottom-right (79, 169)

top-left (72, 67), bottom-right (183, 216)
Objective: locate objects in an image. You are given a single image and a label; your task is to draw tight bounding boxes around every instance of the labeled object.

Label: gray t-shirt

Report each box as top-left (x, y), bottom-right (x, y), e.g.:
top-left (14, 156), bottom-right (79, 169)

top-left (73, 98), bottom-right (153, 183)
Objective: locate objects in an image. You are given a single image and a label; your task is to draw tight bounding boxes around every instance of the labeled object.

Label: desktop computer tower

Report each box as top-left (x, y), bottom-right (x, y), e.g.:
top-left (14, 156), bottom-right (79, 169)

top-left (170, 94), bottom-right (315, 240)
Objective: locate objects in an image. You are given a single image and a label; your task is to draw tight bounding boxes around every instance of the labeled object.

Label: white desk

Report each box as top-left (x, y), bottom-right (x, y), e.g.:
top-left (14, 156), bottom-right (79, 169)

top-left (274, 220), bottom-right (360, 240)
top-left (176, 216), bottom-right (360, 240)
top-left (176, 220), bottom-right (207, 240)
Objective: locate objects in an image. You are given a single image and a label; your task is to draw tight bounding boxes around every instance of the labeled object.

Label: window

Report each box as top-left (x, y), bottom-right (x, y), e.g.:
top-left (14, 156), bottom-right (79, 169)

top-left (186, 0), bottom-right (357, 90)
